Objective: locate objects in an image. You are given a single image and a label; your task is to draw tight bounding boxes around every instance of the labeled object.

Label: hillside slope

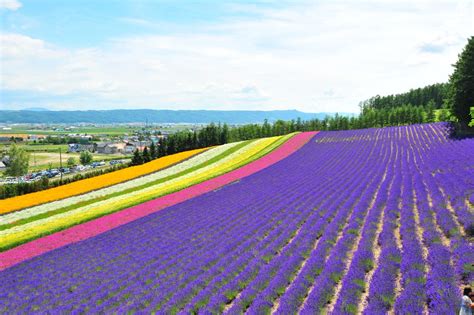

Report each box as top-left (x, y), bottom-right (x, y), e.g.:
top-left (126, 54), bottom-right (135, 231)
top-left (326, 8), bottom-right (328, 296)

top-left (0, 123), bottom-right (472, 314)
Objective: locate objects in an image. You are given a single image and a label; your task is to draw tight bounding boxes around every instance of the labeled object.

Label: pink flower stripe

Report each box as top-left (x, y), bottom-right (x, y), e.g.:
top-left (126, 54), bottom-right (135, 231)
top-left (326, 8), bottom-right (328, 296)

top-left (0, 132), bottom-right (317, 271)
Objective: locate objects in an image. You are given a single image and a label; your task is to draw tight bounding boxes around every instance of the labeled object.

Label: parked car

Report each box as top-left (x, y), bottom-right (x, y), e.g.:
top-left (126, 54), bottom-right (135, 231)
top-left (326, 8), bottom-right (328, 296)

top-left (75, 165), bottom-right (86, 171)
top-left (59, 167), bottom-right (71, 174)
top-left (4, 177), bottom-right (17, 184)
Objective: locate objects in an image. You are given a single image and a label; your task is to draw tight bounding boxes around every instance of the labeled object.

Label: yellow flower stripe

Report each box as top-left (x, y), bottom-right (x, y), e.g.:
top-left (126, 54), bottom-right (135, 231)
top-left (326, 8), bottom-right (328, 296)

top-left (0, 137), bottom-right (281, 248)
top-left (0, 148), bottom-right (207, 215)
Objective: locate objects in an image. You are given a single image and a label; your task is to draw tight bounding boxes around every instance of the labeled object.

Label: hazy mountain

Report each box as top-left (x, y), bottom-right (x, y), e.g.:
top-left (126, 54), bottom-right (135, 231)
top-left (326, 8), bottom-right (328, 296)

top-left (22, 107), bottom-right (50, 111)
top-left (0, 109), bottom-right (353, 124)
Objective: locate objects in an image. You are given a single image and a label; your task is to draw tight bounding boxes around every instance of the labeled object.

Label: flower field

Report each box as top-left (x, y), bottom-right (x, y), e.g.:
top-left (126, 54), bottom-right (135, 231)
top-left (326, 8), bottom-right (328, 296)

top-left (0, 147), bottom-right (207, 215)
top-left (0, 134), bottom-right (301, 251)
top-left (0, 123), bottom-right (473, 314)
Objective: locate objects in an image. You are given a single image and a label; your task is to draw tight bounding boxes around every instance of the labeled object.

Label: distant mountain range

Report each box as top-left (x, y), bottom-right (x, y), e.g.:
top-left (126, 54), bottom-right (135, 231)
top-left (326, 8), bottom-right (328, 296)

top-left (0, 109), bottom-right (354, 124)
top-left (22, 107), bottom-right (51, 111)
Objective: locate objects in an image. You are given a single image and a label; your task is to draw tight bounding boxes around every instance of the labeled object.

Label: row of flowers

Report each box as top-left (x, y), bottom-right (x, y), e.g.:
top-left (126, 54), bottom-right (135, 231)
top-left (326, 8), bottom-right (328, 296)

top-left (0, 135), bottom-right (293, 251)
top-left (0, 147), bottom-right (207, 215)
top-left (0, 132), bottom-right (315, 270)
top-left (0, 141), bottom-right (243, 226)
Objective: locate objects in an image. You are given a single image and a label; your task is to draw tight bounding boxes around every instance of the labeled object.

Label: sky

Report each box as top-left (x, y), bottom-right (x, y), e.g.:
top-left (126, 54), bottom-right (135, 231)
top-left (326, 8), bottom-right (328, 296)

top-left (0, 0), bottom-right (473, 113)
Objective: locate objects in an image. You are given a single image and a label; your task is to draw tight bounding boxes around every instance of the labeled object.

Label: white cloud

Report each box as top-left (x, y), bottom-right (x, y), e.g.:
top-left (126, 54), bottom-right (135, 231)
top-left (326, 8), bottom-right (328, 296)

top-left (0, 0), bottom-right (21, 10)
top-left (0, 33), bottom-right (62, 58)
top-left (1, 1), bottom-right (473, 112)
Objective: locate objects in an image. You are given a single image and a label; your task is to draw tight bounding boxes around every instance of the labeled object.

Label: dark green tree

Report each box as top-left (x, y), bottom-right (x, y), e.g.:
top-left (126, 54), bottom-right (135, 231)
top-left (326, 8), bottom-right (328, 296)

top-left (447, 36), bottom-right (474, 128)
top-left (67, 157), bottom-right (76, 167)
top-left (438, 107), bottom-right (452, 122)
top-left (79, 151), bottom-right (93, 165)
top-left (158, 138), bottom-right (166, 157)
top-left (470, 107), bottom-right (474, 127)
top-left (166, 137), bottom-right (176, 155)
top-left (131, 149), bottom-right (143, 165)
top-left (426, 100), bottom-right (436, 122)
top-left (142, 146), bottom-right (151, 163)
top-left (219, 123), bottom-right (229, 144)
top-left (5, 144), bottom-right (29, 177)
top-left (149, 142), bottom-right (157, 159)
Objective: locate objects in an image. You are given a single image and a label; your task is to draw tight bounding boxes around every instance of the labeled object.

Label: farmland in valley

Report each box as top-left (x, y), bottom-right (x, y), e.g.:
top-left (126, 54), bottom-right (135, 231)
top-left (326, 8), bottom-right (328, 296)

top-left (0, 123), bottom-right (472, 314)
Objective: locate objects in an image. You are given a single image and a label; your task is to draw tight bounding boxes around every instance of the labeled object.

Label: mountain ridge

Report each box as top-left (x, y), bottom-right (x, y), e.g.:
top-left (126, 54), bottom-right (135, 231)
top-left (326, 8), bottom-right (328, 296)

top-left (0, 109), bottom-right (354, 124)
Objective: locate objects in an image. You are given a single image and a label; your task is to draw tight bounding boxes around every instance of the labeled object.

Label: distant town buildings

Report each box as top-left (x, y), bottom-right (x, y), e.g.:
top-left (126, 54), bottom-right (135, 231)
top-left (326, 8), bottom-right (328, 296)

top-left (67, 144), bottom-right (96, 153)
top-left (68, 141), bottom-right (154, 155)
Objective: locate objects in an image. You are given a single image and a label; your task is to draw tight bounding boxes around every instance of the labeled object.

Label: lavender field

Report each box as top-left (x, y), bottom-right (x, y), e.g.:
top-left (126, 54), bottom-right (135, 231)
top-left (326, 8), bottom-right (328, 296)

top-left (1, 123), bottom-right (473, 314)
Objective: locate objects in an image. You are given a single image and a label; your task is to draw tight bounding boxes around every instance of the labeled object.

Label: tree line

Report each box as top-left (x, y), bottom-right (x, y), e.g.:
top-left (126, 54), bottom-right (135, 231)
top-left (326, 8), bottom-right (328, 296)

top-left (360, 36), bottom-right (474, 133)
top-left (129, 106), bottom-right (442, 166)
top-left (360, 83), bottom-right (449, 110)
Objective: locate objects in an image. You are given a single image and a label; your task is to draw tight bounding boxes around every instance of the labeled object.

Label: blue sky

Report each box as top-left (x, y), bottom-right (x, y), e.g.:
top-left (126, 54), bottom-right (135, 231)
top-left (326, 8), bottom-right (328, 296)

top-left (0, 0), bottom-right (473, 112)
top-left (2, 1), bottom-right (276, 46)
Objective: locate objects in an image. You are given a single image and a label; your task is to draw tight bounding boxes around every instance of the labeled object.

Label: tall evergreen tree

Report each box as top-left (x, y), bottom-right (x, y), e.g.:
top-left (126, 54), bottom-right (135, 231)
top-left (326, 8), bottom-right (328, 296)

top-left (149, 142), bottom-right (157, 159)
top-left (158, 138), bottom-right (166, 157)
top-left (142, 146), bottom-right (151, 163)
top-left (426, 100), bottom-right (436, 123)
top-left (131, 149), bottom-right (143, 165)
top-left (447, 36), bottom-right (474, 127)
top-left (219, 123), bottom-right (229, 144)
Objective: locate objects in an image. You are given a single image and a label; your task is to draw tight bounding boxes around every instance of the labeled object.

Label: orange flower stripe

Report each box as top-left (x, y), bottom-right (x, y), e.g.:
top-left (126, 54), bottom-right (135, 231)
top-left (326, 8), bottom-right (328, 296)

top-left (0, 148), bottom-right (207, 215)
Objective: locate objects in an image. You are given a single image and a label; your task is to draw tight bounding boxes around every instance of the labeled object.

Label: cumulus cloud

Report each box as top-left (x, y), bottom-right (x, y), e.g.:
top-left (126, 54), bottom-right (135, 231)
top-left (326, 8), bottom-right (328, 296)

top-left (232, 85), bottom-right (270, 102)
top-left (1, 1), bottom-right (473, 112)
top-left (0, 33), bottom-right (62, 58)
top-left (0, 0), bottom-right (21, 10)
top-left (418, 34), bottom-right (465, 54)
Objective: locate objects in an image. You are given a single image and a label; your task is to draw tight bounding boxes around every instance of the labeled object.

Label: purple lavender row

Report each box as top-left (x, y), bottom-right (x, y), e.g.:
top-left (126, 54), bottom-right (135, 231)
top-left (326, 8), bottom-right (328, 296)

top-left (362, 172), bottom-right (402, 314)
top-left (228, 135), bottom-right (385, 314)
top-left (300, 143), bottom-right (391, 314)
top-left (92, 172), bottom-right (315, 313)
top-left (161, 194), bottom-right (310, 313)
top-left (45, 189), bottom-right (270, 312)
top-left (393, 139), bottom-right (427, 315)
top-left (274, 131), bottom-right (390, 315)
top-left (178, 186), bottom-right (332, 314)
top-left (154, 145), bottom-right (350, 313)
top-left (423, 125), bottom-right (473, 235)
top-left (332, 155), bottom-right (396, 314)
top-left (417, 124), bottom-right (474, 287)
top-left (409, 148), bottom-right (459, 312)
top-left (424, 136), bottom-right (474, 286)
top-left (205, 130), bottom-right (382, 314)
top-left (234, 184), bottom-right (354, 313)
top-left (283, 139), bottom-right (390, 312)
top-left (181, 204), bottom-right (331, 313)
top-left (90, 155), bottom-right (338, 312)
top-left (246, 177), bottom-right (369, 315)
top-left (274, 130), bottom-right (390, 314)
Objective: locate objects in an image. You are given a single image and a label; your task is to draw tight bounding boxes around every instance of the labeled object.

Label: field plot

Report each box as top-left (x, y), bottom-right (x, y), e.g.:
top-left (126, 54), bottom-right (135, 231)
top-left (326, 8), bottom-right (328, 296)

top-left (0, 134), bottom-right (303, 254)
top-left (0, 123), bottom-right (472, 314)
